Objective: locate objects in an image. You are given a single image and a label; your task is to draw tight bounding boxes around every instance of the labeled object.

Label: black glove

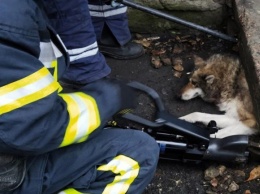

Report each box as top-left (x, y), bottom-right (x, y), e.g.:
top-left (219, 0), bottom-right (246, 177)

top-left (102, 0), bottom-right (122, 6)
top-left (102, 0), bottom-right (112, 5)
top-left (80, 77), bottom-right (138, 119)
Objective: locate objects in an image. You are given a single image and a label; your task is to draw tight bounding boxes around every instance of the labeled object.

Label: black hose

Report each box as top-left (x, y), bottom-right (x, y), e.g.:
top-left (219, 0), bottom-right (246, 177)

top-left (117, 0), bottom-right (238, 43)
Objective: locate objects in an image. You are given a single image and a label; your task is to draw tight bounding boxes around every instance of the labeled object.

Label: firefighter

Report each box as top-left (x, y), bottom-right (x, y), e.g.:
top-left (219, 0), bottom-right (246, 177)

top-left (42, 0), bottom-right (144, 87)
top-left (0, 0), bottom-right (159, 194)
top-left (88, 0), bottom-right (145, 59)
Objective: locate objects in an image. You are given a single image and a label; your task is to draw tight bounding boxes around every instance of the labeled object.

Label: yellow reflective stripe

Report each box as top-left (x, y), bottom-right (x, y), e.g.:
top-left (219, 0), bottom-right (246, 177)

top-left (0, 67), bottom-right (48, 94)
top-left (39, 41), bottom-right (63, 93)
top-left (59, 94), bottom-right (80, 146)
top-left (98, 155), bottom-right (140, 194)
top-left (59, 92), bottom-right (100, 147)
top-left (51, 60), bottom-right (58, 79)
top-left (58, 188), bottom-right (83, 194)
top-left (51, 60), bottom-right (62, 93)
top-left (0, 67), bottom-right (60, 115)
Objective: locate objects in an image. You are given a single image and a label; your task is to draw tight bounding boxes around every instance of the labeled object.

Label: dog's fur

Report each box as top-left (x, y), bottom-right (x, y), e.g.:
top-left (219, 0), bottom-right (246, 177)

top-left (179, 54), bottom-right (258, 138)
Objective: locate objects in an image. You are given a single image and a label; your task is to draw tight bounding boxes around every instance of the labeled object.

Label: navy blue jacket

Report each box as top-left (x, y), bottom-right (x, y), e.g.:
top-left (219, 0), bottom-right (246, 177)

top-left (0, 0), bottom-right (131, 156)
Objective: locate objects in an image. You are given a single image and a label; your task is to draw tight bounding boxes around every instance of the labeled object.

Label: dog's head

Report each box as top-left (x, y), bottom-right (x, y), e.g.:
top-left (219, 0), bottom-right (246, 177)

top-left (180, 55), bottom-right (217, 102)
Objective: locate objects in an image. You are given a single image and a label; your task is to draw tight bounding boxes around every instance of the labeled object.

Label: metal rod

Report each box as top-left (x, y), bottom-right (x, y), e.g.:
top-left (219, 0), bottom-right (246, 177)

top-left (116, 0), bottom-right (238, 43)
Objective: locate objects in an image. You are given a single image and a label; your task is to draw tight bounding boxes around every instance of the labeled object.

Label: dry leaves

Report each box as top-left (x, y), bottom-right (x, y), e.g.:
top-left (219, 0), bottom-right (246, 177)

top-left (204, 165), bottom-right (244, 193)
top-left (245, 165), bottom-right (260, 182)
top-left (134, 39), bottom-right (151, 48)
top-left (151, 56), bottom-right (162, 69)
top-left (244, 190), bottom-right (251, 194)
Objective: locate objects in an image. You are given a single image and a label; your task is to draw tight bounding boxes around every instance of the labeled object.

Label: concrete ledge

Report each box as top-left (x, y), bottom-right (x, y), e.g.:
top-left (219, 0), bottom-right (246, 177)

top-left (127, 0), bottom-right (228, 33)
top-left (233, 0), bottom-right (260, 126)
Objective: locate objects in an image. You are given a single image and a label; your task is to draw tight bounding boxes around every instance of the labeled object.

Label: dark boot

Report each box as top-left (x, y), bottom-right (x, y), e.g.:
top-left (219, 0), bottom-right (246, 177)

top-left (98, 25), bottom-right (144, 60)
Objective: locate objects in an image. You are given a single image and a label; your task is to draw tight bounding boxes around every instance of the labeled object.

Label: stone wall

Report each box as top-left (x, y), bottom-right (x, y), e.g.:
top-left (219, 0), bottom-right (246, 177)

top-left (127, 0), bottom-right (231, 33)
top-left (233, 0), bottom-right (260, 127)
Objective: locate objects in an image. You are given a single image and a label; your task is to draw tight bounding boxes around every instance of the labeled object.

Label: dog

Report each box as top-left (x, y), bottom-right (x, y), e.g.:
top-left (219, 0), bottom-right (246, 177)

top-left (179, 54), bottom-right (258, 138)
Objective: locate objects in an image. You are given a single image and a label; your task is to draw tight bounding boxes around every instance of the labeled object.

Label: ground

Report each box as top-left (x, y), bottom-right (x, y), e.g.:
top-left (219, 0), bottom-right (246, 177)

top-left (105, 30), bottom-right (260, 194)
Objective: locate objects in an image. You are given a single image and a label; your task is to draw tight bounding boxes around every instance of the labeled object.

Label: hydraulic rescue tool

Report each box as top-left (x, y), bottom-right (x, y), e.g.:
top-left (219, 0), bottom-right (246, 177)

top-left (109, 82), bottom-right (260, 163)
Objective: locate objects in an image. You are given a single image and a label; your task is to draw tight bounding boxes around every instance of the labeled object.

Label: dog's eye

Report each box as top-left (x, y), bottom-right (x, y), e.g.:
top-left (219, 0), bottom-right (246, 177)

top-left (191, 80), bottom-right (197, 86)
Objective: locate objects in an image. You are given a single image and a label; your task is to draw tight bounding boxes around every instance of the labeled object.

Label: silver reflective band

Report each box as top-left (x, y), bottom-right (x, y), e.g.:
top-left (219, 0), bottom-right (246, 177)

top-left (89, 4), bottom-right (127, 17)
top-left (39, 41), bottom-right (62, 68)
top-left (68, 42), bottom-right (99, 62)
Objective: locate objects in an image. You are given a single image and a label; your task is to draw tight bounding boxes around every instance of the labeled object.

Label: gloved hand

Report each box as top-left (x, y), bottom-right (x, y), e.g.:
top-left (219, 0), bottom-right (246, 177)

top-left (80, 77), bottom-right (138, 121)
top-left (102, 0), bottom-right (112, 5)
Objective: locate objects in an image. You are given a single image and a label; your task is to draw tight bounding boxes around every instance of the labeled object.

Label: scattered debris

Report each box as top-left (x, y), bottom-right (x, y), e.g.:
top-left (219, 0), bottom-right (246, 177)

top-left (204, 165), bottom-right (246, 193)
top-left (228, 181), bottom-right (239, 192)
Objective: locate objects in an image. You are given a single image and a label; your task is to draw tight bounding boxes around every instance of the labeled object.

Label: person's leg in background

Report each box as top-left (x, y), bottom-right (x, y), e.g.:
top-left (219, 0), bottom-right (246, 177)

top-left (88, 0), bottom-right (144, 59)
top-left (42, 0), bottom-right (111, 85)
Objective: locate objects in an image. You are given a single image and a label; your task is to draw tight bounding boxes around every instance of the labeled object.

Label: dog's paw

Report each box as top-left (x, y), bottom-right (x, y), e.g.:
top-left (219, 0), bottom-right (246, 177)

top-left (210, 125), bottom-right (256, 138)
top-left (179, 112), bottom-right (200, 123)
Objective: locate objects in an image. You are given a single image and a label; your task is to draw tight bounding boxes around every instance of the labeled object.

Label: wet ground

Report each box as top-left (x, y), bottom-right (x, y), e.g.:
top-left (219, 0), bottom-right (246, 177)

top-left (105, 31), bottom-right (260, 194)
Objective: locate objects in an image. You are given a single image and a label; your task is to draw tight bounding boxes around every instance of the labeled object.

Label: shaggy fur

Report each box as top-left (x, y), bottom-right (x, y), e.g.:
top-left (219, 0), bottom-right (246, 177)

top-left (179, 54), bottom-right (257, 138)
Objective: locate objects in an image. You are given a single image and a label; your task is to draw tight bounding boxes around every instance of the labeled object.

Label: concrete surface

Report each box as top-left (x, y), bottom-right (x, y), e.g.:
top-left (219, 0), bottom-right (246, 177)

top-left (233, 0), bottom-right (260, 129)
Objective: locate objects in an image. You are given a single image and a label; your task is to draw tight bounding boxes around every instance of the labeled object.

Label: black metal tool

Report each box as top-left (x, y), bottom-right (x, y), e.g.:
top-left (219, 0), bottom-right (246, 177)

top-left (111, 81), bottom-right (254, 163)
top-left (113, 0), bottom-right (238, 43)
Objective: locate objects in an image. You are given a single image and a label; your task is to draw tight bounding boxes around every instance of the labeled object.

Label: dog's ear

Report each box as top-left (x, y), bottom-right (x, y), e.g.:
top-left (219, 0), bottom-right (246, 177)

top-left (193, 55), bottom-right (206, 68)
top-left (205, 75), bottom-right (215, 84)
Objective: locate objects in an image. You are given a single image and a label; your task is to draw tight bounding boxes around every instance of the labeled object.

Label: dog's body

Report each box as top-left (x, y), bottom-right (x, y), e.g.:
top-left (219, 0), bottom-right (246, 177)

top-left (180, 54), bottom-right (257, 138)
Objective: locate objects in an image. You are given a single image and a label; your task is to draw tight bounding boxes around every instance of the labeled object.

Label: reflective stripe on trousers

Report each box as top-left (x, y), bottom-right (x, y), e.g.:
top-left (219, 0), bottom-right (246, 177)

top-left (58, 155), bottom-right (140, 194)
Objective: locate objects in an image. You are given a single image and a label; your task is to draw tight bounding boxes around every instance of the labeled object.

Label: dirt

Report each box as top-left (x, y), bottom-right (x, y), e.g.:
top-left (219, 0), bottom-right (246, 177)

top-left (106, 30), bottom-right (260, 194)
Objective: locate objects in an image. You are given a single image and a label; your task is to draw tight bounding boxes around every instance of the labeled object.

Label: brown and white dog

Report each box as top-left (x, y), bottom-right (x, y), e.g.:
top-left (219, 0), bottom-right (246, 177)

top-left (179, 54), bottom-right (258, 138)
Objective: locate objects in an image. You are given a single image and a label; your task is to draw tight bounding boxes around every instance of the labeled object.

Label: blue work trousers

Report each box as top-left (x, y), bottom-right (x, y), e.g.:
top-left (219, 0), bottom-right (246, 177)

top-left (14, 128), bottom-right (159, 194)
top-left (43, 0), bottom-right (111, 84)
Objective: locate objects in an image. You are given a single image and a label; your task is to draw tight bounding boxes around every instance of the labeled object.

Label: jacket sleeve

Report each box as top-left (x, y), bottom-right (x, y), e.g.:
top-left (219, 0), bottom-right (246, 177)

top-left (0, 0), bottom-right (134, 155)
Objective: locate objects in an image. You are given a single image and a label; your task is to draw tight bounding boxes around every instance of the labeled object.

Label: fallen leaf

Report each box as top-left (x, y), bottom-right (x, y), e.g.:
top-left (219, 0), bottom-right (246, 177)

top-left (172, 44), bottom-right (184, 54)
top-left (151, 56), bottom-right (162, 69)
top-left (135, 33), bottom-right (143, 39)
top-left (245, 165), bottom-right (260, 181)
top-left (172, 57), bottom-right (184, 72)
top-left (151, 49), bottom-right (166, 56)
top-left (173, 70), bottom-right (182, 78)
top-left (189, 40), bottom-right (197, 45)
top-left (147, 36), bottom-right (160, 41)
top-left (244, 190), bottom-right (251, 194)
top-left (134, 39), bottom-right (151, 48)
top-left (160, 55), bottom-right (172, 66)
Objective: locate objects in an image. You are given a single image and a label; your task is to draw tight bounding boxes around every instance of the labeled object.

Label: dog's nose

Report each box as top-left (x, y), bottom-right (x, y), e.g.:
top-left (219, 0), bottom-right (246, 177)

top-left (175, 92), bottom-right (182, 100)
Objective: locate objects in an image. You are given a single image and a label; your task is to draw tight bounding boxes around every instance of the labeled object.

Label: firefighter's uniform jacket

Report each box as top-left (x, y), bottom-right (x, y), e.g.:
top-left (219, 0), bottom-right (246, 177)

top-left (0, 0), bottom-right (159, 194)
